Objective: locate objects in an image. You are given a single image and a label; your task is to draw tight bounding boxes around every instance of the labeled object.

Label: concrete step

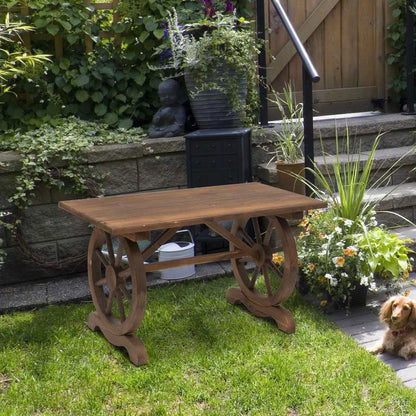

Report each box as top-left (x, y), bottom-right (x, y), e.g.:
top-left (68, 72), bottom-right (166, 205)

top-left (253, 112), bottom-right (416, 158)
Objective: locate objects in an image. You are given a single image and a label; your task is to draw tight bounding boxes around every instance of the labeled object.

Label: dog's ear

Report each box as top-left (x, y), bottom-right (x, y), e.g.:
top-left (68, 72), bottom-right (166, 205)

top-left (407, 299), bottom-right (416, 328)
top-left (379, 297), bottom-right (395, 323)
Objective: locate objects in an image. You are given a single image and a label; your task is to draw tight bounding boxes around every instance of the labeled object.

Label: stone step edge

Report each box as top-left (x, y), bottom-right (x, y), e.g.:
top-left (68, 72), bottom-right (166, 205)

top-left (257, 112), bottom-right (416, 139)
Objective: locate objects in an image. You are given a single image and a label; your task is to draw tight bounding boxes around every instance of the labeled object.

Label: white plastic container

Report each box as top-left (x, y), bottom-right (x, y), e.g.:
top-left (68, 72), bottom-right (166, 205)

top-left (158, 230), bottom-right (195, 280)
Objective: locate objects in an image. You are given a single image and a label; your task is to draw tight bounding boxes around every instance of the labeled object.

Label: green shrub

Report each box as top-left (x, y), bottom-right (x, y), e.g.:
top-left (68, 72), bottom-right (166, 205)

top-left (0, 0), bottom-right (255, 131)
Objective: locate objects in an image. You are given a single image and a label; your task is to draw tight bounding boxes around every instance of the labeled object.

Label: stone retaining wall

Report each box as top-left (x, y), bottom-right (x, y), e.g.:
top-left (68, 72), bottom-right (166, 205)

top-left (0, 134), bottom-right (269, 286)
top-left (1, 113), bottom-right (415, 286)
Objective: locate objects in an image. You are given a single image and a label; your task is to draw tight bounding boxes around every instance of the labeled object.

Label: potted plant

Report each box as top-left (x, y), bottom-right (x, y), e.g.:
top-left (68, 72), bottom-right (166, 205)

top-left (294, 127), bottom-right (414, 309)
top-left (260, 83), bottom-right (305, 194)
top-left (156, 2), bottom-right (260, 129)
top-left (297, 207), bottom-right (413, 309)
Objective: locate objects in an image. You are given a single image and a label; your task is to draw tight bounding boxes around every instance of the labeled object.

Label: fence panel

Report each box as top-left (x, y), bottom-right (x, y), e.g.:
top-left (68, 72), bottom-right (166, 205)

top-left (266, 0), bottom-right (388, 117)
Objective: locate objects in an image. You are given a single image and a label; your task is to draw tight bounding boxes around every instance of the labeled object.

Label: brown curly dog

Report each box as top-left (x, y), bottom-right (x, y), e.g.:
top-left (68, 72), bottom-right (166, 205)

top-left (368, 296), bottom-right (416, 360)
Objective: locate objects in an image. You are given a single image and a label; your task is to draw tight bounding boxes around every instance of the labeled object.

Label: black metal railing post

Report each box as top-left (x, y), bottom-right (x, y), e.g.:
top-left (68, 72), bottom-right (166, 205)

top-left (256, 0), bottom-right (269, 125)
top-left (405, 0), bottom-right (415, 114)
top-left (302, 65), bottom-right (314, 193)
top-left (270, 0), bottom-right (319, 194)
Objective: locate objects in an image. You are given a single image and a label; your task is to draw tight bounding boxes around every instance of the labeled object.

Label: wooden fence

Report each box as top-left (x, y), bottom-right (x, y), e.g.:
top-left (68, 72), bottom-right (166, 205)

top-left (266, 0), bottom-right (395, 116)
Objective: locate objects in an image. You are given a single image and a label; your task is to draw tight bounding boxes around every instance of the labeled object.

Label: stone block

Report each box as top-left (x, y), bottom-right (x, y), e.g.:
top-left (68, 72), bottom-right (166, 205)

top-left (0, 244), bottom-right (60, 285)
top-left (0, 172), bottom-right (17, 210)
top-left (144, 136), bottom-right (185, 154)
top-left (19, 204), bottom-right (90, 244)
top-left (57, 236), bottom-right (90, 266)
top-left (138, 154), bottom-right (187, 191)
top-left (86, 143), bottom-right (143, 163)
top-left (255, 163), bottom-right (278, 185)
top-left (0, 151), bottom-right (21, 173)
top-left (95, 159), bottom-right (139, 196)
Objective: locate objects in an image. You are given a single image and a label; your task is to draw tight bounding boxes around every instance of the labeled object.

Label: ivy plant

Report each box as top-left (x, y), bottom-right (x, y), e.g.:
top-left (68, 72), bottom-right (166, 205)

top-left (0, 116), bottom-right (147, 217)
top-left (385, 0), bottom-right (410, 98)
top-left (0, 116), bottom-right (149, 268)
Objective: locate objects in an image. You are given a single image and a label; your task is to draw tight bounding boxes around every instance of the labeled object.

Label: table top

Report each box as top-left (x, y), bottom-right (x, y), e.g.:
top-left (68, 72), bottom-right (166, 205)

top-left (59, 182), bottom-right (327, 235)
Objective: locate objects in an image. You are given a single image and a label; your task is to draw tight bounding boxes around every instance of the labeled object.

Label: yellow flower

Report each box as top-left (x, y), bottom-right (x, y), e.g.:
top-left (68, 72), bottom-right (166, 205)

top-left (300, 219), bottom-right (309, 228)
top-left (336, 256), bottom-right (345, 266)
top-left (272, 253), bottom-right (284, 265)
top-left (299, 231), bottom-right (305, 240)
top-left (343, 247), bottom-right (355, 257)
top-left (403, 270), bottom-right (409, 280)
top-left (404, 290), bottom-right (411, 297)
top-left (319, 232), bottom-right (326, 240)
top-left (318, 275), bottom-right (326, 283)
top-left (320, 300), bottom-right (327, 307)
top-left (308, 263), bottom-right (315, 271)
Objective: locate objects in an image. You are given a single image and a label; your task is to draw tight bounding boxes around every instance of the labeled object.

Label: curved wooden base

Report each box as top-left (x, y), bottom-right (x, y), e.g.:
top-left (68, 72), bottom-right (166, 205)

top-left (226, 287), bottom-right (295, 334)
top-left (88, 311), bottom-right (148, 366)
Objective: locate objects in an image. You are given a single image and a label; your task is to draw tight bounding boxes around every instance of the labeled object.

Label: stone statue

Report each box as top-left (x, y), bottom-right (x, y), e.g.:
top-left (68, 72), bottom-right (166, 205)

top-left (148, 78), bottom-right (186, 138)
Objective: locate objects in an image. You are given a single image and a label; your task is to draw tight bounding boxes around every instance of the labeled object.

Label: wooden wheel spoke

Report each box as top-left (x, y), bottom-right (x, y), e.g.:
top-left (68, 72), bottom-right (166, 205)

top-left (115, 244), bottom-right (124, 267)
top-left (118, 267), bottom-right (131, 280)
top-left (238, 256), bottom-right (252, 264)
top-left (248, 266), bottom-right (260, 289)
top-left (105, 234), bottom-right (115, 265)
top-left (241, 228), bottom-right (255, 247)
top-left (116, 290), bottom-right (126, 322)
top-left (120, 284), bottom-right (132, 303)
top-left (105, 290), bottom-right (115, 315)
top-left (95, 277), bottom-right (107, 287)
top-left (262, 220), bottom-right (274, 246)
top-left (95, 248), bottom-right (110, 266)
top-left (263, 267), bottom-right (273, 298)
top-left (252, 217), bottom-right (262, 243)
top-left (269, 260), bottom-right (284, 278)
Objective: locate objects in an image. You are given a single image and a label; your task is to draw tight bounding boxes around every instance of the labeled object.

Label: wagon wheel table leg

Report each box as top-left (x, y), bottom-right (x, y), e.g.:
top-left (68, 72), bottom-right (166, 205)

top-left (87, 228), bottom-right (147, 366)
top-left (227, 216), bottom-right (298, 333)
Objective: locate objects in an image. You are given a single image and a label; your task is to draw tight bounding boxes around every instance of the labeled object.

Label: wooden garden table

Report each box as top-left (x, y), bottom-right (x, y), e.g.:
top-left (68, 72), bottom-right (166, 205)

top-left (59, 182), bottom-right (326, 366)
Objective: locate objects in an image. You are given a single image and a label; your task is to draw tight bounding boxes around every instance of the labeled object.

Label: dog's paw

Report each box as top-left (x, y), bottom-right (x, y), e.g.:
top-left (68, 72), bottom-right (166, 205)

top-left (367, 345), bottom-right (383, 355)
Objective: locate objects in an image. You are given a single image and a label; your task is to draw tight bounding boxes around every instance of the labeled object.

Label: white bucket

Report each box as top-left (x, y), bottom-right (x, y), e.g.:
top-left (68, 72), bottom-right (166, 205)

top-left (159, 230), bottom-right (195, 280)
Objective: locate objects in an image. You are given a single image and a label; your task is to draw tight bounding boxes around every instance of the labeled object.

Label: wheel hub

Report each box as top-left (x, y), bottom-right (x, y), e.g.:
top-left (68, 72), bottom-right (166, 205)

top-left (105, 265), bottom-right (119, 291)
top-left (251, 243), bottom-right (266, 267)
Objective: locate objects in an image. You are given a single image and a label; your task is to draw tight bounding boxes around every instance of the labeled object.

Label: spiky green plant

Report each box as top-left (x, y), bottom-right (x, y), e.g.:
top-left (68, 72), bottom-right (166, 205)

top-left (0, 14), bottom-right (50, 95)
top-left (264, 83), bottom-right (304, 164)
top-left (303, 125), bottom-right (410, 221)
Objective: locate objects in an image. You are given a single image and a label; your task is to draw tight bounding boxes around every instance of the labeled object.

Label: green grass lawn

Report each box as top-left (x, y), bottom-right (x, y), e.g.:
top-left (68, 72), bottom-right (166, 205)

top-left (1, 275), bottom-right (416, 415)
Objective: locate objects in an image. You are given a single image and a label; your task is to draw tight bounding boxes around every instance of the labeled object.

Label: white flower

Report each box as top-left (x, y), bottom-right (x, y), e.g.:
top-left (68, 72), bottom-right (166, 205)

top-left (344, 219), bottom-right (353, 227)
top-left (360, 276), bottom-right (369, 286)
top-left (336, 241), bottom-right (344, 248)
top-left (335, 227), bottom-right (342, 234)
top-left (325, 273), bottom-right (338, 287)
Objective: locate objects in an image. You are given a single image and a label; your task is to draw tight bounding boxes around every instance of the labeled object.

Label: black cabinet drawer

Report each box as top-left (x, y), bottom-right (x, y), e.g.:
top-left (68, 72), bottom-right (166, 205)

top-left (190, 155), bottom-right (240, 170)
top-left (185, 128), bottom-right (252, 188)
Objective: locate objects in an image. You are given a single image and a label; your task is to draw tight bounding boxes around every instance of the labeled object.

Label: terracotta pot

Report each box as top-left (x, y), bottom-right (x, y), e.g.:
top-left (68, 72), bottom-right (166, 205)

top-left (276, 161), bottom-right (305, 195)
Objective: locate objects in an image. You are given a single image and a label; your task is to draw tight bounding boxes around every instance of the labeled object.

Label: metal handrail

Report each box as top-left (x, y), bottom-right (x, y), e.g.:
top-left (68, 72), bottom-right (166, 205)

top-left (257, 0), bottom-right (320, 192)
top-left (270, 0), bottom-right (320, 82)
